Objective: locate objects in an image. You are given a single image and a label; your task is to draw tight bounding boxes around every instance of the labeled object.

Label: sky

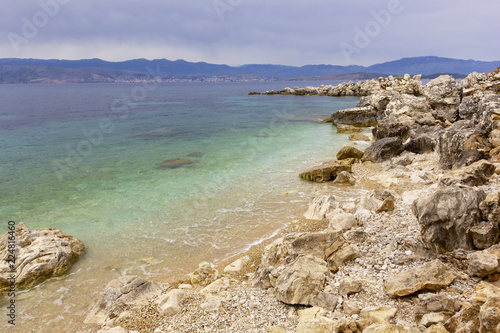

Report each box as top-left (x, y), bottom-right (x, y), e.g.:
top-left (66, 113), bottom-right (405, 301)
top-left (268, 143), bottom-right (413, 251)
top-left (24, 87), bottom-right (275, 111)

top-left (1, 0), bottom-right (499, 67)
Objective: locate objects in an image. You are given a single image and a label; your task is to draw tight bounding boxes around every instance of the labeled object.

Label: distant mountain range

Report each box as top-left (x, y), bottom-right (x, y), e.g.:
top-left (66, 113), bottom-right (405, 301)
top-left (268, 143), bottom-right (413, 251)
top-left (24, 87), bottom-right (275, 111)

top-left (1, 56), bottom-right (499, 84)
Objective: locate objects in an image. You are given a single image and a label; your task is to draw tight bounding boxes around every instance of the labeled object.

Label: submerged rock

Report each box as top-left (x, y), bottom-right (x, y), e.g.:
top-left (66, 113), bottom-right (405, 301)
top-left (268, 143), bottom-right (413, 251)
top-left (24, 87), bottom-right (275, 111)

top-left (336, 146), bottom-right (364, 160)
top-left (156, 158), bottom-right (194, 169)
top-left (0, 223), bottom-right (85, 291)
top-left (299, 162), bottom-right (352, 182)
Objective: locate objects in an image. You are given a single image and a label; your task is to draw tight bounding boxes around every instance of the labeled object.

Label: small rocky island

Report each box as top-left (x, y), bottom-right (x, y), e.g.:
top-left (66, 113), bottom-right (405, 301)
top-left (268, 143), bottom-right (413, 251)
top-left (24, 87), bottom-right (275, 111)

top-left (3, 68), bottom-right (500, 332)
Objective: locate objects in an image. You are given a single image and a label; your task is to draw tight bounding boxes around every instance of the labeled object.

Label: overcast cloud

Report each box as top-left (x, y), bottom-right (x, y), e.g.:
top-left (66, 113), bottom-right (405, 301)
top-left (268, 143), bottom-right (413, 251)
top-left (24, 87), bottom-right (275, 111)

top-left (1, 0), bottom-right (499, 66)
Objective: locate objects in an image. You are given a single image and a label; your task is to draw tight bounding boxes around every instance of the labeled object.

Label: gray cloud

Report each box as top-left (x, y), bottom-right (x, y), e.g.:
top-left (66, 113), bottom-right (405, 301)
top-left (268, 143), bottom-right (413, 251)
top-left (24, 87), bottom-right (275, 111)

top-left (1, 0), bottom-right (499, 66)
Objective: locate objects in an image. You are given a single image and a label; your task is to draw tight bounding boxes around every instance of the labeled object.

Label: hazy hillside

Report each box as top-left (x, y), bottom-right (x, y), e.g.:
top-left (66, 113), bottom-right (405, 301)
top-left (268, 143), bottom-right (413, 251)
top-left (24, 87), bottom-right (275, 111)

top-left (0, 56), bottom-right (498, 83)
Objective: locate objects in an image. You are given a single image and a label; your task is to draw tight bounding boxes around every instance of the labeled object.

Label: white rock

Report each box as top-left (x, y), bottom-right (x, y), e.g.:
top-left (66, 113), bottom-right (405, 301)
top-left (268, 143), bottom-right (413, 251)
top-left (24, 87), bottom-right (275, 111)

top-left (223, 256), bottom-right (251, 274)
top-left (158, 289), bottom-right (185, 316)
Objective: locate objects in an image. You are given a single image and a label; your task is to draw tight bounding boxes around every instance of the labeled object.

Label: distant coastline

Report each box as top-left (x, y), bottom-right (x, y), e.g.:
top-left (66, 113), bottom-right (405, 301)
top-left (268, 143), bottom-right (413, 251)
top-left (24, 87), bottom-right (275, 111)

top-left (0, 55), bottom-right (497, 84)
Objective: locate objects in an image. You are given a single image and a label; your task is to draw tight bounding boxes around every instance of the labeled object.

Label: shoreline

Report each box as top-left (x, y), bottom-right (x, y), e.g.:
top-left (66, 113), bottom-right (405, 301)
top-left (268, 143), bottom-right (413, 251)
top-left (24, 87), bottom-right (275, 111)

top-left (3, 67), bottom-right (500, 332)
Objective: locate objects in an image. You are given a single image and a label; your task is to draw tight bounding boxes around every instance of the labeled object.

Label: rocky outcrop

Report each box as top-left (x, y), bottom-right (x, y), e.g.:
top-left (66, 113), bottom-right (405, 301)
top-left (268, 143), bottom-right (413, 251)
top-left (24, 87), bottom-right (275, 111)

top-left (265, 75), bottom-right (422, 98)
top-left (274, 255), bottom-right (329, 306)
top-left (85, 276), bottom-right (162, 326)
top-left (252, 231), bottom-right (345, 289)
top-left (384, 260), bottom-right (456, 298)
top-left (415, 293), bottom-right (460, 328)
top-left (303, 195), bottom-right (338, 220)
top-left (375, 94), bottom-right (435, 140)
top-left (332, 106), bottom-right (377, 127)
top-left (299, 162), bottom-right (352, 183)
top-left (362, 137), bottom-right (404, 163)
top-left (412, 186), bottom-right (486, 253)
top-left (423, 75), bottom-right (463, 122)
top-left (0, 223), bottom-right (85, 291)
top-left (439, 160), bottom-right (496, 186)
top-left (336, 146), bottom-right (364, 160)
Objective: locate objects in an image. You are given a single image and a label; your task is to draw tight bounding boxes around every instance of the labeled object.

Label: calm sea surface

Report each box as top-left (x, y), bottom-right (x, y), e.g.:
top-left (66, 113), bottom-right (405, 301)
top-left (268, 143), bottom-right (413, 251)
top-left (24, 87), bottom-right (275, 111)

top-left (0, 81), bottom-right (361, 331)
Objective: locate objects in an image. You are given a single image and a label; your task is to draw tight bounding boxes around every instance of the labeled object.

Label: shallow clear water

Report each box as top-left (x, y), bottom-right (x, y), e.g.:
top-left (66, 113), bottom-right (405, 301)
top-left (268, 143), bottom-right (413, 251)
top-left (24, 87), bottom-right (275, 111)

top-left (0, 82), bottom-right (359, 331)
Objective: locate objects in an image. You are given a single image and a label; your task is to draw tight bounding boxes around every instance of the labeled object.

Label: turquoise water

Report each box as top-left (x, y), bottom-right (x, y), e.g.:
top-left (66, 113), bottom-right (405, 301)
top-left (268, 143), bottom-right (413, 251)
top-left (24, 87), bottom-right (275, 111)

top-left (0, 82), bottom-right (359, 331)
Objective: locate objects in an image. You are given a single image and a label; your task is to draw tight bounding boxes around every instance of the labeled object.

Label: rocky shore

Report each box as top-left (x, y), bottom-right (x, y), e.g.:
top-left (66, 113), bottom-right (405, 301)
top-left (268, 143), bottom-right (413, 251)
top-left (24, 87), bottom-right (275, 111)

top-left (3, 67), bottom-right (500, 332)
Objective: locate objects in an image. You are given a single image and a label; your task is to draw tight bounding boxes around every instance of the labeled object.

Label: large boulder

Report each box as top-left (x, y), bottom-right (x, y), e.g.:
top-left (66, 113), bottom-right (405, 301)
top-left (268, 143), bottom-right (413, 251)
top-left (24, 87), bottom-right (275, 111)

top-left (274, 255), bottom-right (328, 306)
top-left (423, 75), bottom-right (463, 122)
top-left (479, 297), bottom-right (500, 333)
top-left (412, 187), bottom-right (486, 253)
top-left (480, 192), bottom-right (500, 222)
top-left (440, 160), bottom-right (496, 187)
top-left (362, 137), bottom-right (404, 163)
top-left (375, 94), bottom-right (434, 140)
top-left (252, 231), bottom-right (345, 289)
top-left (0, 223), bottom-right (85, 291)
top-left (85, 276), bottom-right (162, 326)
top-left (299, 162), bottom-right (352, 182)
top-left (304, 195), bottom-right (338, 220)
top-left (384, 260), bottom-right (456, 298)
top-left (336, 146), bottom-right (364, 160)
top-left (331, 106), bottom-right (377, 127)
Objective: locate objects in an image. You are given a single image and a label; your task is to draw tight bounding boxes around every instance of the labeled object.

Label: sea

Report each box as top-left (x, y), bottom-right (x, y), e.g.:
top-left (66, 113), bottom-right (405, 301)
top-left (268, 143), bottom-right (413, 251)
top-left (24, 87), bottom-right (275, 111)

top-left (0, 81), bottom-right (363, 331)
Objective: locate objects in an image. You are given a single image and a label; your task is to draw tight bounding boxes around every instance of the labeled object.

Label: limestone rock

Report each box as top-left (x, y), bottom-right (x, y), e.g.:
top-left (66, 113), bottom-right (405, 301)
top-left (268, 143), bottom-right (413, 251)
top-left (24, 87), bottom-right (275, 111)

top-left (349, 133), bottom-right (371, 141)
top-left (475, 281), bottom-right (500, 304)
top-left (85, 276), bottom-right (162, 325)
top-left (360, 305), bottom-right (397, 324)
top-left (291, 231), bottom-right (345, 260)
top-left (479, 297), bottom-right (500, 333)
top-left (327, 244), bottom-right (360, 272)
top-left (200, 297), bottom-right (222, 312)
top-left (0, 223), bottom-right (85, 291)
top-left (384, 260), bottom-right (456, 298)
top-left (299, 162), bottom-right (352, 182)
top-left (445, 302), bottom-right (480, 333)
top-left (362, 137), bottom-right (404, 163)
top-left (423, 75), bottom-right (463, 122)
top-left (332, 171), bottom-right (356, 186)
top-left (376, 197), bottom-right (395, 213)
top-left (404, 134), bottom-right (436, 154)
top-left (190, 262), bottom-right (218, 286)
top-left (223, 255), bottom-right (250, 274)
top-left (328, 212), bottom-right (357, 232)
top-left (336, 146), bottom-right (364, 160)
top-left (304, 195), bottom-right (339, 220)
top-left (339, 276), bottom-right (362, 295)
top-left (331, 106), bottom-right (377, 127)
top-left (363, 323), bottom-right (420, 333)
top-left (201, 277), bottom-right (231, 294)
top-left (375, 94), bottom-right (434, 140)
top-left (275, 255), bottom-right (328, 306)
top-left (440, 160), bottom-right (496, 187)
top-left (470, 221), bottom-right (500, 250)
top-left (295, 315), bottom-right (339, 333)
top-left (158, 289), bottom-right (185, 316)
top-left (343, 300), bottom-right (361, 315)
top-left (424, 323), bottom-right (450, 333)
top-left (468, 250), bottom-right (500, 277)
top-left (412, 186), bottom-right (486, 253)
top-left (252, 231), bottom-right (344, 289)
top-left (480, 192), bottom-right (500, 222)
top-left (336, 124), bottom-right (363, 133)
